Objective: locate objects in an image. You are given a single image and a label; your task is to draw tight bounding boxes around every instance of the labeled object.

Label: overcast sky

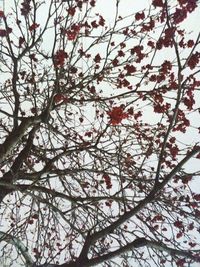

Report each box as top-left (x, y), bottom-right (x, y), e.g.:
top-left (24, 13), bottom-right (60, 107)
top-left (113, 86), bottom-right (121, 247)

top-left (0, 0), bottom-right (200, 266)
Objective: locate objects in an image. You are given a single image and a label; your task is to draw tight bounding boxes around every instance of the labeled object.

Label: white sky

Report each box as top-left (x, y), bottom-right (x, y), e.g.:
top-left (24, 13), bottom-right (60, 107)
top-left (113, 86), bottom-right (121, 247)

top-left (0, 0), bottom-right (200, 266)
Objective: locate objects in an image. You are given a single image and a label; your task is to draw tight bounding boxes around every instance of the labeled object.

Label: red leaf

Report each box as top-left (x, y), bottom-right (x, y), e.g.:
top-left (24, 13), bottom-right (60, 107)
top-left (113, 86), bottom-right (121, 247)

top-left (107, 106), bottom-right (129, 125)
top-left (90, 0), bottom-right (96, 7)
top-left (29, 53), bottom-right (38, 62)
top-left (29, 23), bottom-right (40, 31)
top-left (152, 214), bottom-right (163, 222)
top-left (176, 258), bottom-right (186, 267)
top-left (188, 223), bottom-right (194, 230)
top-left (128, 107), bottom-right (134, 115)
top-left (188, 52), bottom-right (200, 70)
top-left (170, 145), bottom-right (179, 158)
top-left (99, 15), bottom-right (105, 26)
top-left (186, 0), bottom-right (197, 13)
top-left (154, 103), bottom-right (170, 113)
top-left (85, 131), bottom-right (92, 137)
top-left (134, 111), bottom-right (142, 120)
top-left (189, 242), bottom-right (196, 248)
top-left (91, 20), bottom-right (98, 28)
top-left (54, 94), bottom-right (66, 103)
top-left (0, 10), bottom-right (4, 17)
top-left (160, 60), bottom-right (172, 74)
top-left (125, 64), bottom-right (136, 74)
top-left (31, 107), bottom-right (37, 114)
top-left (21, 0), bottom-right (31, 16)
top-left (176, 232), bottom-right (183, 239)
top-left (154, 94), bottom-right (163, 103)
top-left (32, 214), bottom-right (39, 219)
top-left (105, 201), bottom-right (112, 207)
top-left (135, 12), bottom-right (145, 20)
top-left (33, 247), bottom-right (41, 256)
top-left (118, 50), bottom-right (125, 57)
top-left (173, 8), bottom-right (187, 24)
top-left (178, 0), bottom-right (197, 12)
top-left (0, 27), bottom-right (12, 37)
top-left (194, 194), bottom-right (200, 201)
top-left (187, 39), bottom-right (194, 47)
top-left (19, 36), bottom-right (25, 48)
top-left (94, 53), bottom-right (101, 63)
top-left (67, 7), bottom-right (76, 16)
top-left (103, 174), bottom-right (112, 189)
top-left (174, 220), bottom-right (183, 228)
top-left (169, 137), bottom-right (176, 143)
top-left (130, 45), bottom-right (145, 62)
top-left (67, 31), bottom-right (77, 40)
top-left (28, 219), bottom-right (34, 224)
top-left (147, 40), bottom-right (155, 48)
top-left (112, 58), bottom-right (119, 67)
top-left (141, 19), bottom-right (155, 32)
top-left (183, 96), bottom-right (195, 110)
top-left (152, 0), bottom-right (164, 7)
top-left (66, 25), bottom-right (80, 40)
top-left (54, 50), bottom-right (68, 67)
top-left (71, 24), bottom-right (80, 33)
top-left (0, 29), bottom-right (7, 37)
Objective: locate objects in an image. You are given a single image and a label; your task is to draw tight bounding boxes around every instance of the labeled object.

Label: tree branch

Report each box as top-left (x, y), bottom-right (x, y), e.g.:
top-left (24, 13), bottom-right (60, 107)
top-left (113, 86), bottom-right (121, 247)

top-left (89, 147), bottom-right (200, 244)
top-left (0, 231), bottom-right (34, 267)
top-left (0, 116), bottom-right (41, 164)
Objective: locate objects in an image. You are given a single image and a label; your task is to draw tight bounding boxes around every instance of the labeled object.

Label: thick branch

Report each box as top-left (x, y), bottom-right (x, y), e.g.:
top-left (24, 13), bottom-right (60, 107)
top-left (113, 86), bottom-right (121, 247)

top-left (85, 238), bottom-right (147, 267)
top-left (49, 237), bottom-right (200, 267)
top-left (0, 231), bottom-right (34, 267)
top-left (87, 238), bottom-right (200, 266)
top-left (50, 147), bottom-right (200, 267)
top-left (0, 117), bottom-right (41, 164)
top-left (146, 239), bottom-right (199, 260)
top-left (0, 126), bottom-right (38, 202)
top-left (89, 147), bottom-right (200, 244)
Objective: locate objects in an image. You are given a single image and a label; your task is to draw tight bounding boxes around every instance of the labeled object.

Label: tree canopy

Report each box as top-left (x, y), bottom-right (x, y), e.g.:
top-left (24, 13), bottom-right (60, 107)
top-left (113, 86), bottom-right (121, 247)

top-left (0, 0), bottom-right (200, 266)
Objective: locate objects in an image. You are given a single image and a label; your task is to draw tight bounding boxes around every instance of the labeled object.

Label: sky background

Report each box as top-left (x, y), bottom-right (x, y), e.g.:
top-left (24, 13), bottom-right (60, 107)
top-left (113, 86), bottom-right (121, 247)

top-left (0, 0), bottom-right (200, 266)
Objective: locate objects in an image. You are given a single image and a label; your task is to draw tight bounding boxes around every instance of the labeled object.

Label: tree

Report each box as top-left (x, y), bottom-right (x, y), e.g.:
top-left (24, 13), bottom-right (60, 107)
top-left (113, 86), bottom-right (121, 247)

top-left (0, 0), bottom-right (200, 266)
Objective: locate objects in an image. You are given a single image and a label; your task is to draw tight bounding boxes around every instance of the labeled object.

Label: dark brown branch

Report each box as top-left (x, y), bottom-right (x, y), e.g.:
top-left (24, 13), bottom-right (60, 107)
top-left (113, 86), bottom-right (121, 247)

top-left (0, 126), bottom-right (38, 201)
top-left (83, 147), bottom-right (200, 247)
top-left (0, 116), bottom-right (41, 164)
